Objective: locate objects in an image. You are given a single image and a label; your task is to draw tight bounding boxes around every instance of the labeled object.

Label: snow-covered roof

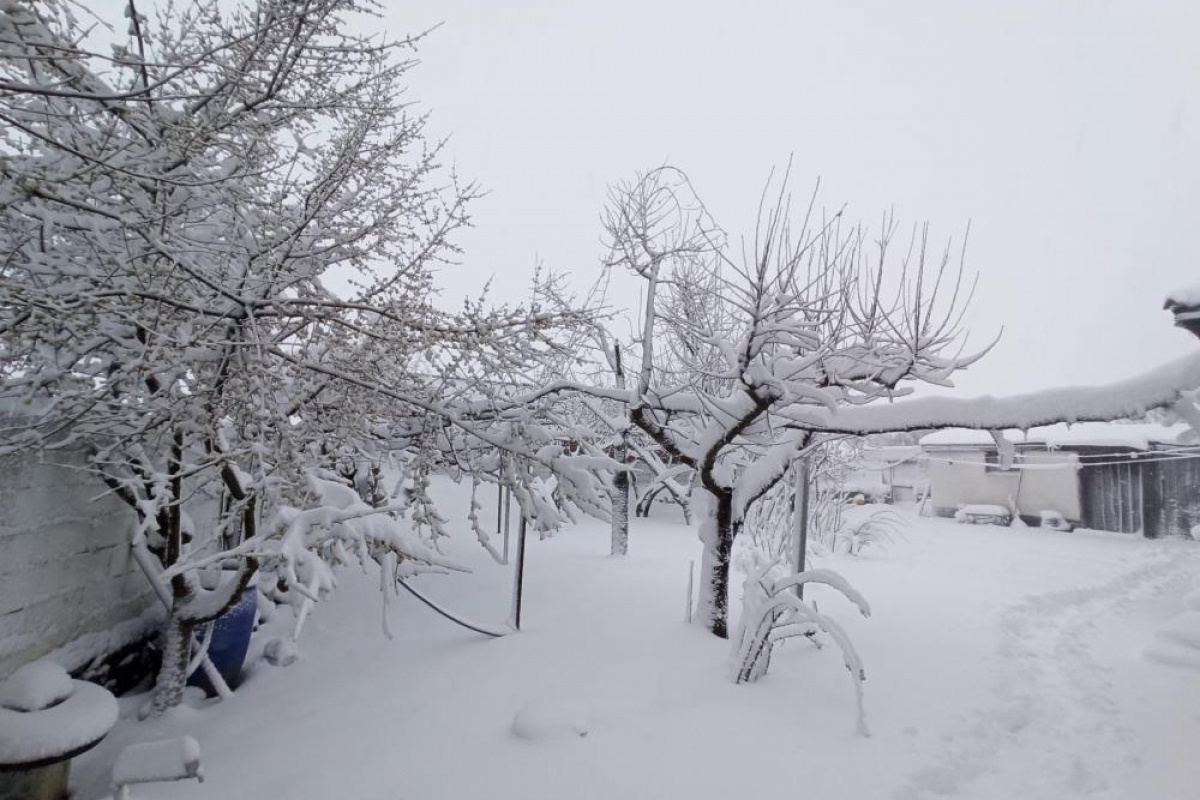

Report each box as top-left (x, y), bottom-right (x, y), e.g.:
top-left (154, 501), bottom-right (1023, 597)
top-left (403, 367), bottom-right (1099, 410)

top-left (920, 422), bottom-right (1195, 451)
top-left (863, 445), bottom-right (921, 458)
top-left (856, 446), bottom-right (921, 471)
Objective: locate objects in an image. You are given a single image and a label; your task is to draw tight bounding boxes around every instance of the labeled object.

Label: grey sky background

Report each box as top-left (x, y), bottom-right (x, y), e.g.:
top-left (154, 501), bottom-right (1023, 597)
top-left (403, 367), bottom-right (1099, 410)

top-left (385, 0), bottom-right (1200, 396)
top-left (85, 0), bottom-right (1200, 397)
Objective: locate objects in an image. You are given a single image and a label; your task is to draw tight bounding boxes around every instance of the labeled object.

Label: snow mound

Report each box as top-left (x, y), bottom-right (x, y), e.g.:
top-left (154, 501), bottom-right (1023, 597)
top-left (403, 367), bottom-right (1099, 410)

top-left (1184, 589), bottom-right (1200, 612)
top-left (263, 638), bottom-right (299, 667)
top-left (1145, 639), bottom-right (1200, 672)
top-left (0, 661), bottom-right (73, 712)
top-left (511, 699), bottom-right (592, 741)
top-left (1152, 610), bottom-right (1200, 650)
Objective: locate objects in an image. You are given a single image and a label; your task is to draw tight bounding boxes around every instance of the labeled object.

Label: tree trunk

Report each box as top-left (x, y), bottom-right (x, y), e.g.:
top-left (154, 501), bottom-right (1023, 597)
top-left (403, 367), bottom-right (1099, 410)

top-left (150, 611), bottom-right (194, 715)
top-left (695, 490), bottom-right (734, 638)
top-left (610, 467), bottom-right (630, 556)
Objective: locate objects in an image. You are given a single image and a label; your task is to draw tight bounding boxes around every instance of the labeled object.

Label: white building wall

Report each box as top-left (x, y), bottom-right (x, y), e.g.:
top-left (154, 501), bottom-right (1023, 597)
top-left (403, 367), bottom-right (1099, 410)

top-left (888, 459), bottom-right (923, 502)
top-left (1014, 451), bottom-right (1081, 520)
top-left (0, 449), bottom-right (152, 679)
top-left (927, 448), bottom-right (1080, 521)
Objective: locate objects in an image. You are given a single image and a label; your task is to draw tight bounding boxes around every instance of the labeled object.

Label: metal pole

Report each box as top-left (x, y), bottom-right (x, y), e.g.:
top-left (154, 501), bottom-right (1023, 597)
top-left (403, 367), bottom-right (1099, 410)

top-left (512, 515), bottom-right (528, 630)
top-left (685, 560), bottom-right (695, 623)
top-left (496, 482), bottom-right (503, 536)
top-left (503, 486), bottom-right (512, 564)
top-left (792, 455), bottom-right (810, 598)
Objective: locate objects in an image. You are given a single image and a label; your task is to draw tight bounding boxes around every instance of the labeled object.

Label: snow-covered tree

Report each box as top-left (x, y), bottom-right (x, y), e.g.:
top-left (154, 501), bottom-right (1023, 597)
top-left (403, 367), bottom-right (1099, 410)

top-left (590, 165), bottom-right (1200, 640)
top-left (0, 0), bottom-right (602, 712)
top-left (582, 169), bottom-right (719, 555)
top-left (580, 166), bottom-right (981, 637)
top-left (507, 163), bottom-right (1200, 649)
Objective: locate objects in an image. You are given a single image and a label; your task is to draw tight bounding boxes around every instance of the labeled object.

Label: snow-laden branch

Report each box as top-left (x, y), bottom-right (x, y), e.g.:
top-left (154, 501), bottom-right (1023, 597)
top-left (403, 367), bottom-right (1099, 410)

top-left (790, 350), bottom-right (1200, 435)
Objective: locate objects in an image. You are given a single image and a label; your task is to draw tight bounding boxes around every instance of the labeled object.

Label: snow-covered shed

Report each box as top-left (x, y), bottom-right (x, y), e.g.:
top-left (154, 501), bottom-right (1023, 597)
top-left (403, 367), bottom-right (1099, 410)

top-left (837, 446), bottom-right (923, 503)
top-left (920, 422), bottom-right (1200, 537)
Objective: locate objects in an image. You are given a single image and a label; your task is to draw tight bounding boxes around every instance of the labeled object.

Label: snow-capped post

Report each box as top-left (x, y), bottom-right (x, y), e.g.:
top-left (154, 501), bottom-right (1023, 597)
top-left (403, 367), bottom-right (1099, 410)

top-left (792, 456), bottom-right (811, 599)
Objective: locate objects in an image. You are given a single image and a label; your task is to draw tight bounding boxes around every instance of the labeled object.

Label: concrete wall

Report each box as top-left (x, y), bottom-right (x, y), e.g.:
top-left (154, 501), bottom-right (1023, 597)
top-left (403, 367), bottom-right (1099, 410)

top-left (927, 448), bottom-right (1081, 521)
top-left (0, 449), bottom-right (152, 679)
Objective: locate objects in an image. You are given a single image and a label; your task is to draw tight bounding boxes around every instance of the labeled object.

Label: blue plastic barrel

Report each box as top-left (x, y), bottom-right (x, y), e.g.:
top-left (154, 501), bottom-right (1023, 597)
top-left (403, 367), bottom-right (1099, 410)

top-left (187, 584), bottom-right (258, 696)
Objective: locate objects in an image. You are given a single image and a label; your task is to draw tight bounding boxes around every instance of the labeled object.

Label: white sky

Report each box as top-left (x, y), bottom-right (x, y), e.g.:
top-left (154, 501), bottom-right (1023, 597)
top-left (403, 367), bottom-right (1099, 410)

top-left (84, 0), bottom-right (1200, 396)
top-left (386, 0), bottom-right (1200, 395)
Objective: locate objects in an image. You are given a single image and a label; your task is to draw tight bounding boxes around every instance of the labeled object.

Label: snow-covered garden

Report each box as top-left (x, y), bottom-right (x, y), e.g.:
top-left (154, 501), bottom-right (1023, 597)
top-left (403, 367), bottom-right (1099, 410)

top-left (67, 480), bottom-right (1200, 800)
top-left (2, 1), bottom-right (1199, 798)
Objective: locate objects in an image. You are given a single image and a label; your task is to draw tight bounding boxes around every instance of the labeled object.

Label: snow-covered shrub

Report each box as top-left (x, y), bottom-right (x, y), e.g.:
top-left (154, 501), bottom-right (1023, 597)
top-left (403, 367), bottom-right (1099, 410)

top-left (831, 507), bottom-right (907, 556)
top-left (729, 555), bottom-right (871, 735)
top-left (743, 440), bottom-right (873, 566)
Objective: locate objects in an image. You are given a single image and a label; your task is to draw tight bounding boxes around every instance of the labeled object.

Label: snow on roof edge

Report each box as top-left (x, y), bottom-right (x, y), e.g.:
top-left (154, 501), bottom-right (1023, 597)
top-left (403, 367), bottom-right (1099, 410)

top-left (920, 422), bottom-right (1194, 450)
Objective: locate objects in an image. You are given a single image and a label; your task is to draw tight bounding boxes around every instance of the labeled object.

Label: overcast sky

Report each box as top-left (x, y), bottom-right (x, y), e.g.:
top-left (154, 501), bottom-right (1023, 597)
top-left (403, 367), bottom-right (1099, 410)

top-left (82, 1), bottom-right (1200, 396)
top-left (380, 0), bottom-right (1200, 396)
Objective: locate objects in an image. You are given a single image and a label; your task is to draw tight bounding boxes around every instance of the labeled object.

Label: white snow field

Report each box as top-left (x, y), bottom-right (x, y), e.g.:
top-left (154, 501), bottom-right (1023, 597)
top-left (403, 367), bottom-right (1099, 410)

top-left (72, 480), bottom-right (1200, 800)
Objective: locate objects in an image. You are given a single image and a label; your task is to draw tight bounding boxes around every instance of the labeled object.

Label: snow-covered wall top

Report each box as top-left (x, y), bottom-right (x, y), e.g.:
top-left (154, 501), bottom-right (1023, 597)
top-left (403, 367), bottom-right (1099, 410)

top-left (921, 422), bottom-right (1194, 450)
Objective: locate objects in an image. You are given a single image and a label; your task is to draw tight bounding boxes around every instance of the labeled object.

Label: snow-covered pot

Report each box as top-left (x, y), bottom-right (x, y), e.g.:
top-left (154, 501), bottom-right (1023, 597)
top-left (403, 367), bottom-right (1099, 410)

top-left (0, 661), bottom-right (117, 800)
top-left (188, 582), bottom-right (258, 697)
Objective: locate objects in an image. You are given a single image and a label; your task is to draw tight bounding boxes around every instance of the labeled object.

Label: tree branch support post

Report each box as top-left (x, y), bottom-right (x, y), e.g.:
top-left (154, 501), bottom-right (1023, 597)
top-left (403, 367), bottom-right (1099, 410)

top-left (685, 560), bottom-right (695, 623)
top-left (511, 515), bottom-right (528, 630)
top-left (499, 484), bottom-right (512, 565)
top-left (792, 455), bottom-right (810, 599)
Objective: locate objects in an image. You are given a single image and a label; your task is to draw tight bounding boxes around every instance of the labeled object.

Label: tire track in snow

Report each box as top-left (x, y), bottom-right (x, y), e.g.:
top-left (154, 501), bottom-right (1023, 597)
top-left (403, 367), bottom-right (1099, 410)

top-left (895, 547), bottom-right (1195, 800)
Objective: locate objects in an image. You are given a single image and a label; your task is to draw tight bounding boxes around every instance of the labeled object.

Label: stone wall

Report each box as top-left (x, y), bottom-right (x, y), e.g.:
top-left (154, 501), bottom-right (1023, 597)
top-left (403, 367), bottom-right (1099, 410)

top-left (0, 448), bottom-right (151, 680)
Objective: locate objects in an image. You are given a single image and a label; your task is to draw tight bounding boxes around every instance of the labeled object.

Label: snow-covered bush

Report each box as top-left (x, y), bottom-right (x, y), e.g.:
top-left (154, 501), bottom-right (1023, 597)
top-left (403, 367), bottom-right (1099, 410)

top-left (729, 556), bottom-right (870, 735)
top-left (830, 507), bottom-right (907, 556)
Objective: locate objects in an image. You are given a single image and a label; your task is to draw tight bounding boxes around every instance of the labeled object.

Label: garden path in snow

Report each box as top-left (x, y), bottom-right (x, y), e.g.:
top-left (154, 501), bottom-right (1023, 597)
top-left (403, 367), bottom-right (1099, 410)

top-left (897, 545), bottom-right (1194, 800)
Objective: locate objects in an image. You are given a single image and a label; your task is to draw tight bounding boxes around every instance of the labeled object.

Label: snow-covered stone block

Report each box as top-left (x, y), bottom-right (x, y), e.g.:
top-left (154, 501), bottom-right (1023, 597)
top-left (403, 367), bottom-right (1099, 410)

top-left (112, 736), bottom-right (203, 792)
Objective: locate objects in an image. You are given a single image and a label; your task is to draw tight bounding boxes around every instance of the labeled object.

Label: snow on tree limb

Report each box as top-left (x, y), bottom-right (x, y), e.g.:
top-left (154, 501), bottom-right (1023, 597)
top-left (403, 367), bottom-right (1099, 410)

top-left (788, 350), bottom-right (1200, 435)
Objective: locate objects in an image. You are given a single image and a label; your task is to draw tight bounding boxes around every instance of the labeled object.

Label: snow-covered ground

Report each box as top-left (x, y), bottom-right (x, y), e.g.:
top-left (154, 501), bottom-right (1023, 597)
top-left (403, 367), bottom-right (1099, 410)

top-left (72, 481), bottom-right (1200, 800)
